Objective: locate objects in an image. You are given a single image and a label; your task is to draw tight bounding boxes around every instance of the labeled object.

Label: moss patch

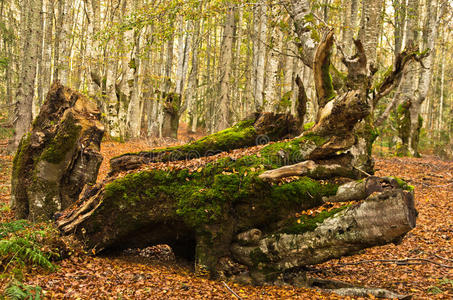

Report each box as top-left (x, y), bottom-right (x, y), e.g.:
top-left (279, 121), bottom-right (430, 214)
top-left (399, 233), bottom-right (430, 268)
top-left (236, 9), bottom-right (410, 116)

top-left (102, 154), bottom-right (337, 230)
top-left (12, 133), bottom-right (32, 179)
top-left (390, 177), bottom-right (415, 192)
top-left (114, 119), bottom-right (257, 162)
top-left (280, 206), bottom-right (349, 234)
top-left (40, 114), bottom-right (82, 164)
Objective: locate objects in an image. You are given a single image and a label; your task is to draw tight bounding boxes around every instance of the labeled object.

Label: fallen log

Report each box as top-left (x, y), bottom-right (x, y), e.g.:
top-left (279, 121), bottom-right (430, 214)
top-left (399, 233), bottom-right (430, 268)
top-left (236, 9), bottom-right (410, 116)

top-left (55, 28), bottom-right (421, 287)
top-left (109, 112), bottom-right (299, 175)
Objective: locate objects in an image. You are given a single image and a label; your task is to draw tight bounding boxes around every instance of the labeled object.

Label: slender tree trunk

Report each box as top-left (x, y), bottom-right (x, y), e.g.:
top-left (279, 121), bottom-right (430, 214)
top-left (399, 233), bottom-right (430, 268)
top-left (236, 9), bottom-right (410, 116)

top-left (187, 17), bottom-right (201, 133)
top-left (253, 2), bottom-right (267, 112)
top-left (41, 0), bottom-right (54, 101)
top-left (9, 0), bottom-right (42, 152)
top-left (358, 0), bottom-right (384, 71)
top-left (124, 0), bottom-right (142, 138)
top-left (415, 0), bottom-right (439, 147)
top-left (215, 5), bottom-right (236, 131)
top-left (343, 0), bottom-right (358, 55)
top-left (264, 12), bottom-right (282, 112)
top-left (33, 0), bottom-right (44, 119)
top-left (396, 0), bottom-right (421, 156)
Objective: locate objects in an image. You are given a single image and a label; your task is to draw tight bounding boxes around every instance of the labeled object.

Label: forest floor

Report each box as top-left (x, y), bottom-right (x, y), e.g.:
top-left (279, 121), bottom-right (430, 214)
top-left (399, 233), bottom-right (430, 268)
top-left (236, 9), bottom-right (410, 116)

top-left (0, 135), bottom-right (452, 299)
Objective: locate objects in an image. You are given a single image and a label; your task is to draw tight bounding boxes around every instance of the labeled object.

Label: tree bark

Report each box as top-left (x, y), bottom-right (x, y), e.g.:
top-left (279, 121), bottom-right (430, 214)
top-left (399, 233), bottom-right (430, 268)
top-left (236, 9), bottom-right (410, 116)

top-left (396, 0), bottom-right (421, 157)
top-left (11, 82), bottom-right (104, 221)
top-left (9, 0), bottom-right (42, 152)
top-left (216, 5), bottom-right (236, 131)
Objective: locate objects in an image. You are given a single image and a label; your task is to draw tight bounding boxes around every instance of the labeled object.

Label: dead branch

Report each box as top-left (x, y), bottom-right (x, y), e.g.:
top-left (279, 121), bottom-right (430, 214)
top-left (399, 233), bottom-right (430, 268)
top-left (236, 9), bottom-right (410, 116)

top-left (222, 281), bottom-right (243, 300)
top-left (313, 29), bottom-right (335, 109)
top-left (326, 287), bottom-right (411, 299)
top-left (374, 45), bottom-right (428, 104)
top-left (338, 258), bottom-right (453, 269)
top-left (433, 254), bottom-right (453, 262)
top-left (259, 160), bottom-right (353, 181)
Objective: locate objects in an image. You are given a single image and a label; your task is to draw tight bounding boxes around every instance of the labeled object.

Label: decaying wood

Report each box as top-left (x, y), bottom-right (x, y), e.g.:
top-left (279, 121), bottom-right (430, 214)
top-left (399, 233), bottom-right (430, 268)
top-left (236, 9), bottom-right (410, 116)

top-left (109, 112), bottom-right (299, 175)
top-left (322, 176), bottom-right (401, 203)
top-left (327, 287), bottom-right (411, 299)
top-left (259, 160), bottom-right (354, 180)
top-left (313, 30), bottom-right (335, 109)
top-left (374, 45), bottom-right (428, 104)
top-left (295, 75), bottom-right (308, 130)
top-left (11, 82), bottom-right (104, 221)
top-left (230, 188), bottom-right (416, 283)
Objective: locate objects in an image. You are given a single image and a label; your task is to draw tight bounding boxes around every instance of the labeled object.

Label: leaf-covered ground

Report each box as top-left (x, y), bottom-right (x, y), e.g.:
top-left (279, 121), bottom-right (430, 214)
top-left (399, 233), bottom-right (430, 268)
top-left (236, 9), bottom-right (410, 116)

top-left (0, 138), bottom-right (452, 299)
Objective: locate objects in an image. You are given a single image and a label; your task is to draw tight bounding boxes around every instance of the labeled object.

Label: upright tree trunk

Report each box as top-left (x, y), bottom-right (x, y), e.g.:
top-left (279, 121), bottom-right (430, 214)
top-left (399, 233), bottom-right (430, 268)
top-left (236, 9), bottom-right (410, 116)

top-left (358, 0), bottom-right (384, 71)
top-left (187, 17), bottom-right (201, 133)
top-left (342, 0), bottom-right (359, 56)
top-left (124, 0), bottom-right (142, 139)
top-left (9, 0), bottom-right (42, 152)
top-left (215, 5), bottom-right (236, 131)
top-left (415, 0), bottom-right (439, 148)
top-left (54, 0), bottom-right (70, 84)
top-left (264, 13), bottom-right (282, 112)
top-left (253, 2), bottom-right (267, 112)
top-left (396, 0), bottom-right (421, 156)
top-left (33, 0), bottom-right (44, 119)
top-left (41, 0), bottom-right (54, 102)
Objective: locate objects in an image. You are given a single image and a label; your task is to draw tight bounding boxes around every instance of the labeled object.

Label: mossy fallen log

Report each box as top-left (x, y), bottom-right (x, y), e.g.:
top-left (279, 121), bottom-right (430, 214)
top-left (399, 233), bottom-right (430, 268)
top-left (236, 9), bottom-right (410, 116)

top-left (57, 126), bottom-right (416, 284)
top-left (11, 82), bottom-right (104, 221)
top-left (109, 112), bottom-right (299, 175)
top-left (55, 26), bottom-right (421, 287)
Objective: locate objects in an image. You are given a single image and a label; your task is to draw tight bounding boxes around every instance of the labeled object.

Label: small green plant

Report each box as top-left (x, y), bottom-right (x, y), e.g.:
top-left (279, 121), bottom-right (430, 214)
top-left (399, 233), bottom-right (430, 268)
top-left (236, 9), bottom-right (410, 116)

top-left (0, 205), bottom-right (11, 213)
top-left (0, 126), bottom-right (13, 140)
top-left (0, 221), bottom-right (30, 239)
top-left (0, 237), bottom-right (56, 271)
top-left (427, 277), bottom-right (453, 295)
top-left (0, 221), bottom-right (58, 272)
top-left (4, 279), bottom-right (43, 300)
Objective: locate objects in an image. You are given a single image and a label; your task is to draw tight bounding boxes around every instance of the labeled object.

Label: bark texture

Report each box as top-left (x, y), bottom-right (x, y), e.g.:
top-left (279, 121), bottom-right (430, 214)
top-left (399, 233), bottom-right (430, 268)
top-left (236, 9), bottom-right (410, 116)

top-left (11, 82), bottom-right (104, 221)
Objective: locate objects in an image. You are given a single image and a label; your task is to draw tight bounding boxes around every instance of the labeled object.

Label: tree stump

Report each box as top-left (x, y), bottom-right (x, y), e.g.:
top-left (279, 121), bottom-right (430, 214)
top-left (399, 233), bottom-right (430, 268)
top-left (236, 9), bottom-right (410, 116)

top-left (11, 82), bottom-right (104, 221)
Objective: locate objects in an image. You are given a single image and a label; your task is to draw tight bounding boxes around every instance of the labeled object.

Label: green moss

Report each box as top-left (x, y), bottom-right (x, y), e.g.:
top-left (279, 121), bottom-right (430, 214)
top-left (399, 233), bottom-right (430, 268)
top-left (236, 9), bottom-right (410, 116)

top-left (12, 133), bottom-right (31, 179)
top-left (102, 150), bottom-right (338, 229)
top-left (390, 177), bottom-right (414, 192)
top-left (281, 205), bottom-right (349, 234)
top-left (271, 177), bottom-right (337, 208)
top-left (259, 133), bottom-right (327, 159)
top-left (114, 119), bottom-right (257, 161)
top-left (396, 102), bottom-right (411, 156)
top-left (303, 122), bottom-right (315, 131)
top-left (374, 64), bottom-right (393, 91)
top-left (103, 126), bottom-right (339, 230)
top-left (40, 115), bottom-right (82, 164)
top-left (321, 53), bottom-right (336, 103)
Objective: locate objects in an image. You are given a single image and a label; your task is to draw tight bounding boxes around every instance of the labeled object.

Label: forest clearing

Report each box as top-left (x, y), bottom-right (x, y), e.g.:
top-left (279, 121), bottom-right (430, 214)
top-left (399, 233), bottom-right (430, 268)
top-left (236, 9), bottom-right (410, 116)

top-left (0, 0), bottom-right (452, 298)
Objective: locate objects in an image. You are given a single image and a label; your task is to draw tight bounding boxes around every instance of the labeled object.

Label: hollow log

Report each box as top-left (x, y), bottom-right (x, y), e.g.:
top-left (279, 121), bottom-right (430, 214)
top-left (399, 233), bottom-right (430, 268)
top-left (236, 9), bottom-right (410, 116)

top-left (11, 82), bottom-right (104, 221)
